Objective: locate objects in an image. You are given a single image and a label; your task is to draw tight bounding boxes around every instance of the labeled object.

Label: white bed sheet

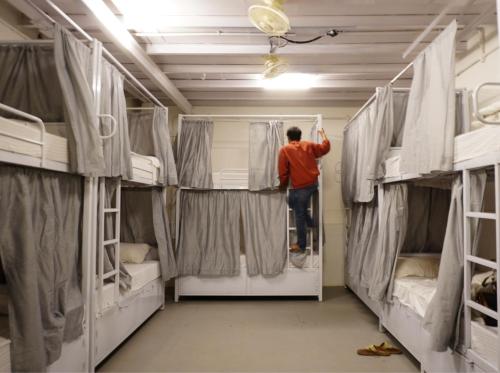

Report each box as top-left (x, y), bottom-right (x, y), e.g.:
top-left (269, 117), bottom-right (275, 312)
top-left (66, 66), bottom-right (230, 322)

top-left (0, 116), bottom-right (68, 164)
top-left (454, 125), bottom-right (500, 164)
top-left (123, 261), bottom-right (161, 292)
top-left (392, 277), bottom-right (438, 318)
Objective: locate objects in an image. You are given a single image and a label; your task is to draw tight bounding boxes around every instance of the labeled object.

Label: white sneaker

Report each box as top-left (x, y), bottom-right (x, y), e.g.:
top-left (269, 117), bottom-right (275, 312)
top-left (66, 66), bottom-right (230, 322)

top-left (290, 251), bottom-right (307, 268)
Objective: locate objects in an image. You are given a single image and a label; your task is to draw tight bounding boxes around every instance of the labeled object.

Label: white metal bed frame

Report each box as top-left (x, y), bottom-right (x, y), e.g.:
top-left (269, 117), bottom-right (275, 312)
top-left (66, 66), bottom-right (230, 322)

top-left (175, 114), bottom-right (324, 301)
top-left (0, 2), bottom-right (169, 371)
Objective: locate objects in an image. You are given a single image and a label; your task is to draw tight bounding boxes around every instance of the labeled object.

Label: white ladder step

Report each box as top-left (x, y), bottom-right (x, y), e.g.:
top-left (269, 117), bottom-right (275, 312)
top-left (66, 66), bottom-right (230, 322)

top-left (465, 212), bottom-right (496, 220)
top-left (104, 208), bottom-right (119, 213)
top-left (103, 270), bottom-right (118, 280)
top-left (288, 227), bottom-right (314, 231)
top-left (103, 238), bottom-right (119, 246)
top-left (465, 255), bottom-right (497, 270)
top-left (466, 300), bottom-right (498, 320)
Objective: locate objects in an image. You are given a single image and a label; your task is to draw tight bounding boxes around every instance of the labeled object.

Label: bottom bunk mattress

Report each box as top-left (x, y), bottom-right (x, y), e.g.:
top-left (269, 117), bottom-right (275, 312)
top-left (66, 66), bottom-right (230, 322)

top-left (123, 261), bottom-right (161, 292)
top-left (392, 276), bottom-right (498, 369)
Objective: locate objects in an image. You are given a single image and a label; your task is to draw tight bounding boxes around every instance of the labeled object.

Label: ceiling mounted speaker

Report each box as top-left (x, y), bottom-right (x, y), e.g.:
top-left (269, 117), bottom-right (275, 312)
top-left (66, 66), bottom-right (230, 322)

top-left (248, 0), bottom-right (290, 36)
top-left (263, 55), bottom-right (289, 79)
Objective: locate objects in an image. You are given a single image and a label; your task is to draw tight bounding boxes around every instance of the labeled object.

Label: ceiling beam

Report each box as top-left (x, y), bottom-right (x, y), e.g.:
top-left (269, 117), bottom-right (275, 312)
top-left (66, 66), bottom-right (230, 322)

top-left (183, 91), bottom-right (371, 101)
top-left (457, 2), bottom-right (498, 42)
top-left (170, 79), bottom-right (411, 90)
top-left (109, 14), bottom-right (490, 29)
top-left (147, 43), bottom-right (416, 56)
top-left (160, 64), bottom-right (408, 75)
top-left (77, 0), bottom-right (192, 113)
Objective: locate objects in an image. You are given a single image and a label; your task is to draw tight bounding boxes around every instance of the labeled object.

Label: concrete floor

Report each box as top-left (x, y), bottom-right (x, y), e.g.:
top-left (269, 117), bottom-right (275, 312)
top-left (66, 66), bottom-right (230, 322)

top-left (98, 287), bottom-right (419, 372)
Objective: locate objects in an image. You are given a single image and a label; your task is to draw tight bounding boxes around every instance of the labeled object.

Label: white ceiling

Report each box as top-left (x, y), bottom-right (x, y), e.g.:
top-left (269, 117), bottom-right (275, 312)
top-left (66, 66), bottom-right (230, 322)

top-left (3, 0), bottom-right (499, 110)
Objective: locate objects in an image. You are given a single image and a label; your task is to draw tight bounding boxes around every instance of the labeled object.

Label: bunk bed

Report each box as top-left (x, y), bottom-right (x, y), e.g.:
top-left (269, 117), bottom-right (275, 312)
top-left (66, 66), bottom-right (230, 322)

top-left (94, 105), bottom-right (178, 366)
top-left (343, 20), bottom-right (499, 373)
top-left (175, 114), bottom-right (324, 301)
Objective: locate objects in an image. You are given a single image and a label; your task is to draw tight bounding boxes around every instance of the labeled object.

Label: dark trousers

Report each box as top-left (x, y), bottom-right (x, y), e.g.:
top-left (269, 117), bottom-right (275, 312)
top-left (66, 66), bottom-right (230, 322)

top-left (288, 184), bottom-right (317, 251)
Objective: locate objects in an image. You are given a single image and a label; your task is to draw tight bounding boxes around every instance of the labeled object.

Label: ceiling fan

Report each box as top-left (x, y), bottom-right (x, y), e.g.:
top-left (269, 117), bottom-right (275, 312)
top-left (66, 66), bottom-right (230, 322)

top-left (248, 0), bottom-right (339, 79)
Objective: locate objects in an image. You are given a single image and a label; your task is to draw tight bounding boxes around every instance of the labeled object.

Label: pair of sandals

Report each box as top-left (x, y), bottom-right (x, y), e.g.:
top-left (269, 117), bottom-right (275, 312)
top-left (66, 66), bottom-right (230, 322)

top-left (357, 342), bottom-right (402, 357)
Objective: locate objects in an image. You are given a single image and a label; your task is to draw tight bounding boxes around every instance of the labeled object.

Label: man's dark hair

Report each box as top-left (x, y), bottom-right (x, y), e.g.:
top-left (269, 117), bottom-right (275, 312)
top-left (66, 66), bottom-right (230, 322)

top-left (286, 126), bottom-right (302, 141)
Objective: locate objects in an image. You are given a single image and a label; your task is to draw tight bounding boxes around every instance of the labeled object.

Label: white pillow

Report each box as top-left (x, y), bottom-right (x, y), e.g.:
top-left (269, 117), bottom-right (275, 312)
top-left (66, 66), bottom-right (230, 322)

top-left (395, 256), bottom-right (440, 279)
top-left (120, 243), bottom-right (153, 264)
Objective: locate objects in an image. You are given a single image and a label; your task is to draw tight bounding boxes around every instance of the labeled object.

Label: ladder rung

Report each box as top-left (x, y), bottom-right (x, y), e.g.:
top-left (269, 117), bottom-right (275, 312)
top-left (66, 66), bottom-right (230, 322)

top-left (103, 270), bottom-right (118, 280)
top-left (466, 255), bottom-right (497, 270)
top-left (466, 300), bottom-right (499, 320)
top-left (104, 208), bottom-right (119, 213)
top-left (465, 212), bottom-right (496, 220)
top-left (288, 227), bottom-right (314, 231)
top-left (103, 238), bottom-right (119, 246)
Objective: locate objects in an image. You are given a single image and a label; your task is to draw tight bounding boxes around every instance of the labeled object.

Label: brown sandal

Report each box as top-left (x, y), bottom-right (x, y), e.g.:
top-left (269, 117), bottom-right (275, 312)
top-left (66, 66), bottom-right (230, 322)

top-left (357, 345), bottom-right (391, 356)
top-left (376, 342), bottom-right (402, 355)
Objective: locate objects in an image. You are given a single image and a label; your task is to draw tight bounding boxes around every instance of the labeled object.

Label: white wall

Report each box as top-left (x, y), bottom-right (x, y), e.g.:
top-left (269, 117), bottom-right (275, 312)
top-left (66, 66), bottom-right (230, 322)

top-left (176, 105), bottom-right (358, 287)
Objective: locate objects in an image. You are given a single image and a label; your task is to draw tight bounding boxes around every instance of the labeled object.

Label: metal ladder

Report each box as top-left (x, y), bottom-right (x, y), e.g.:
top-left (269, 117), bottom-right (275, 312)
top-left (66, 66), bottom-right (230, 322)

top-left (97, 178), bottom-right (121, 315)
top-left (463, 166), bottom-right (500, 372)
top-left (287, 197), bottom-right (315, 268)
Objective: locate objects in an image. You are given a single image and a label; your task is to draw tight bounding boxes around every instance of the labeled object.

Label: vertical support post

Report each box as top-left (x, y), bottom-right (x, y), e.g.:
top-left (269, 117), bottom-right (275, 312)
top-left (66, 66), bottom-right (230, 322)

top-left (494, 163), bottom-right (500, 373)
top-left (463, 169), bottom-right (472, 350)
top-left (81, 177), bottom-right (96, 372)
top-left (286, 189), bottom-right (291, 269)
top-left (113, 179), bottom-right (121, 304)
top-left (174, 188), bottom-right (181, 303)
top-left (317, 114), bottom-right (323, 302)
top-left (97, 178), bottom-right (105, 315)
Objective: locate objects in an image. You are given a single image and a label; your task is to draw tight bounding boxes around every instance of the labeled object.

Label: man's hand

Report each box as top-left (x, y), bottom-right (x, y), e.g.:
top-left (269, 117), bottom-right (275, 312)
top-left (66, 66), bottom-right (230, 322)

top-left (318, 128), bottom-right (328, 141)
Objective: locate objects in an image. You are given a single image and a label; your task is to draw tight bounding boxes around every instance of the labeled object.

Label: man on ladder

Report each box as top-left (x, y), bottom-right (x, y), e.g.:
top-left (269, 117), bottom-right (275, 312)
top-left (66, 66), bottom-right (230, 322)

top-left (278, 126), bottom-right (330, 268)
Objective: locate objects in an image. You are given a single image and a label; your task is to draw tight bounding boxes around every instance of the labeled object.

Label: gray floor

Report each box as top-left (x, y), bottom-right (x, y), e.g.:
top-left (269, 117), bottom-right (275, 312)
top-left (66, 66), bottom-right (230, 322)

top-left (98, 288), bottom-right (419, 372)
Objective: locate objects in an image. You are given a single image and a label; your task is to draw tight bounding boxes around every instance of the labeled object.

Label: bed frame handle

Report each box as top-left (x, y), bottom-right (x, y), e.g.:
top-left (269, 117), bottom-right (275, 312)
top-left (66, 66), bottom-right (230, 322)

top-left (98, 114), bottom-right (118, 139)
top-left (473, 82), bottom-right (500, 125)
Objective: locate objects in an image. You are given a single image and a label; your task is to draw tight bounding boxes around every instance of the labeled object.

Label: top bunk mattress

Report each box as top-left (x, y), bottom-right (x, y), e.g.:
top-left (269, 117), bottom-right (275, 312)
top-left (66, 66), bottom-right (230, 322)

top-left (130, 152), bottom-right (161, 185)
top-left (454, 125), bottom-right (500, 165)
top-left (0, 116), bottom-right (68, 167)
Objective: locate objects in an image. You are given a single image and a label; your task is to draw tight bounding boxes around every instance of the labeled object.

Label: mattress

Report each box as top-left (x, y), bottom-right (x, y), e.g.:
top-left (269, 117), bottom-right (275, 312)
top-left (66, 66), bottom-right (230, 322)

top-left (392, 277), bottom-right (438, 318)
top-left (0, 116), bottom-right (68, 164)
top-left (212, 169), bottom-right (249, 189)
top-left (471, 320), bottom-right (498, 368)
top-left (98, 283), bottom-right (116, 310)
top-left (123, 261), bottom-right (161, 292)
top-left (454, 125), bottom-right (500, 164)
top-left (130, 152), bottom-right (161, 184)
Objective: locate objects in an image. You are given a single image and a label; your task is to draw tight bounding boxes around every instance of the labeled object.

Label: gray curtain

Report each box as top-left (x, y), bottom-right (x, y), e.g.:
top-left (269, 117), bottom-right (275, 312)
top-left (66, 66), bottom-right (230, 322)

top-left (128, 107), bottom-right (178, 186)
top-left (366, 86), bottom-right (394, 181)
top-left (152, 189), bottom-right (178, 281)
top-left (177, 119), bottom-right (214, 188)
top-left (346, 202), bottom-right (379, 289)
top-left (0, 45), bottom-right (64, 122)
top-left (54, 24), bottom-right (105, 176)
top-left (120, 189), bottom-right (177, 282)
top-left (241, 191), bottom-right (287, 276)
top-left (248, 121), bottom-right (284, 191)
top-left (400, 21), bottom-right (457, 175)
top-left (100, 60), bottom-right (133, 179)
top-left (176, 190), bottom-right (240, 276)
top-left (368, 184), bottom-right (408, 301)
top-left (341, 87), bottom-right (394, 205)
top-left (424, 172), bottom-right (487, 351)
top-left (0, 165), bottom-right (83, 372)
top-left (102, 179), bottom-right (131, 291)
top-left (391, 91), bottom-right (409, 147)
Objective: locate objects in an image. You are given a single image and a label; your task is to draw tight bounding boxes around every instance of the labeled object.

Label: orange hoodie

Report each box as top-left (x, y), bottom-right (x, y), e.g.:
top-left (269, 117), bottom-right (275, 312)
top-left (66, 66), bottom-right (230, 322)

top-left (278, 140), bottom-right (330, 189)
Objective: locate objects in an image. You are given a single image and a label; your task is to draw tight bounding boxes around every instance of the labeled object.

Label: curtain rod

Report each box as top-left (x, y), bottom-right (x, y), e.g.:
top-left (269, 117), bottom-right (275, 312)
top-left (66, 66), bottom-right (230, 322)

top-left (27, 0), bottom-right (165, 109)
top-left (343, 62), bottom-right (415, 131)
top-left (180, 114), bottom-right (321, 119)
